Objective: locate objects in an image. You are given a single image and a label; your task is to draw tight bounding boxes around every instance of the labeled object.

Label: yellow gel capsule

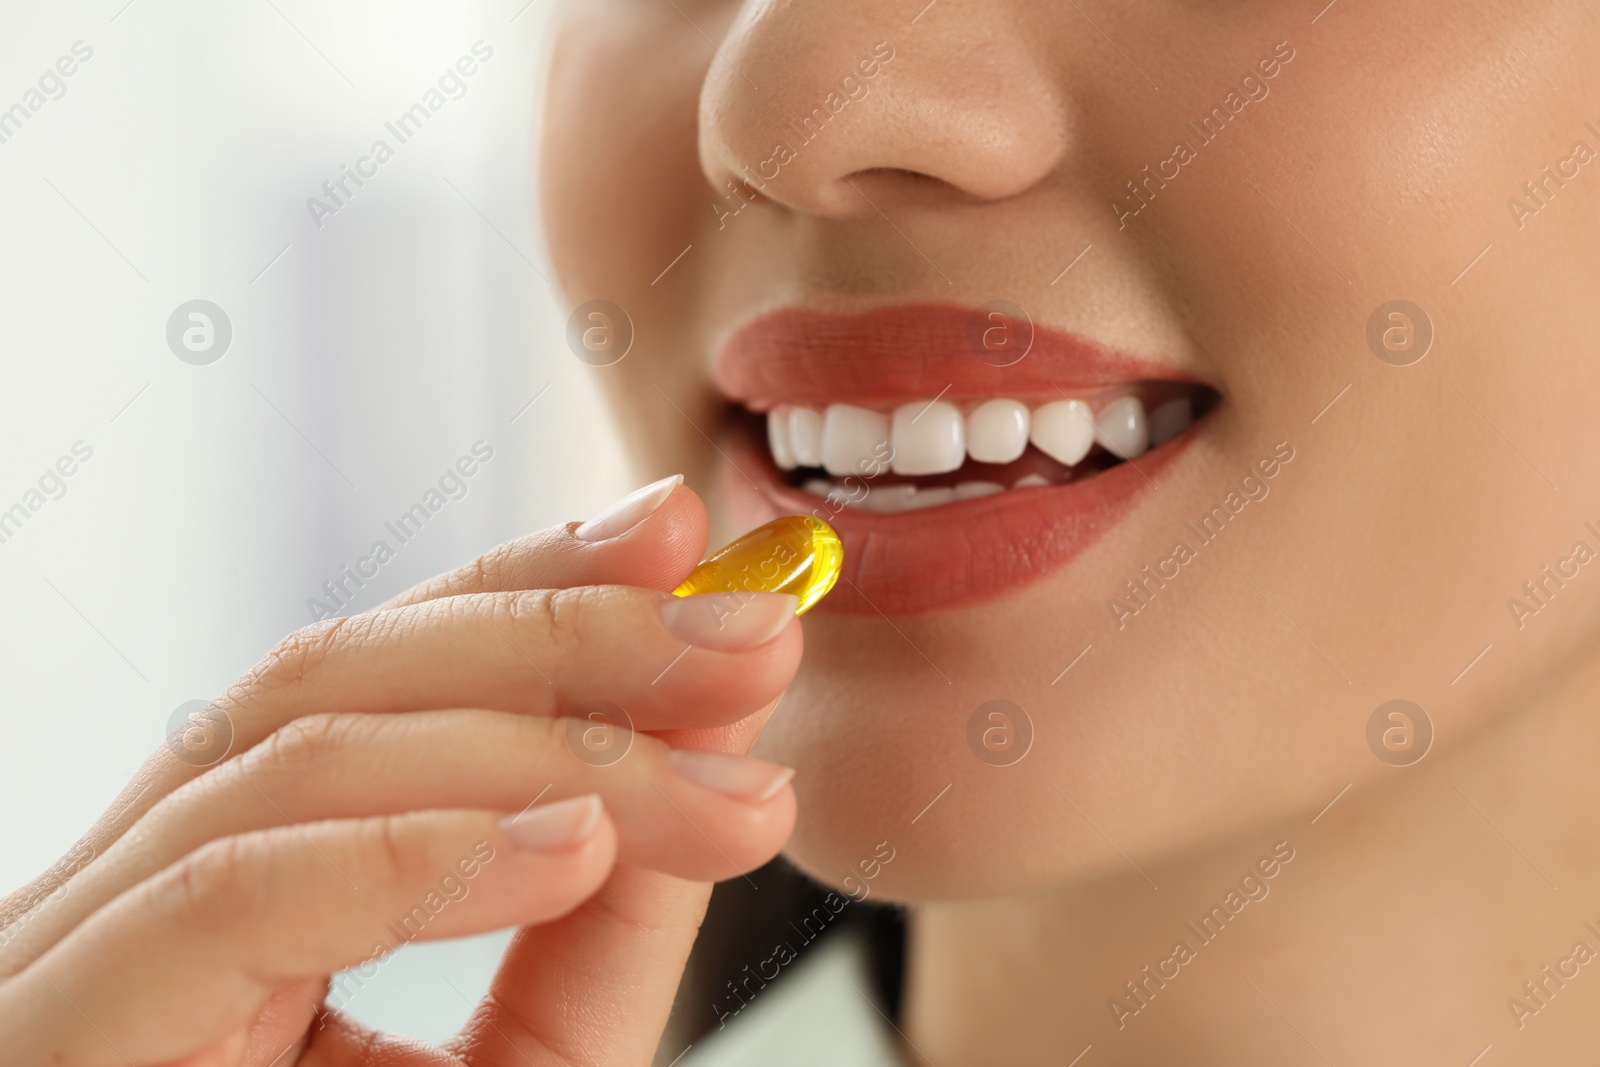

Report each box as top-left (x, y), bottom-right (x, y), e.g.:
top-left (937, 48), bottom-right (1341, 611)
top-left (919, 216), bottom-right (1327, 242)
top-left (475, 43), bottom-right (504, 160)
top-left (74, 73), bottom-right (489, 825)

top-left (672, 515), bottom-right (843, 615)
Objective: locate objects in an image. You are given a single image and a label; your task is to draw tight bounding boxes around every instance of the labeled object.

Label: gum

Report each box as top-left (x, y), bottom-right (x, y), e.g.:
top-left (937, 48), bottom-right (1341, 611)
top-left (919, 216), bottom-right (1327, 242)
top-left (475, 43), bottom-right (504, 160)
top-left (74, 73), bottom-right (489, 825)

top-left (672, 515), bottom-right (843, 615)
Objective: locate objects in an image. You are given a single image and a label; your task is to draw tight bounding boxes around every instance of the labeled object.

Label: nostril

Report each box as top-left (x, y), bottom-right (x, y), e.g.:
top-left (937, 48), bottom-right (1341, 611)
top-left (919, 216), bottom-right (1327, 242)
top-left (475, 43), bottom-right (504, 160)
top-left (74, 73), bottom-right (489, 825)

top-left (832, 166), bottom-right (992, 213)
top-left (848, 167), bottom-right (943, 184)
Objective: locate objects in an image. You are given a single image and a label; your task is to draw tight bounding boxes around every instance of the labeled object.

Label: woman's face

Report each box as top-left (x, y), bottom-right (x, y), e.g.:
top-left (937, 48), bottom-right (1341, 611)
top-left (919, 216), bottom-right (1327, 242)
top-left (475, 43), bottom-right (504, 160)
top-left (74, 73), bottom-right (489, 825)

top-left (541, 0), bottom-right (1600, 900)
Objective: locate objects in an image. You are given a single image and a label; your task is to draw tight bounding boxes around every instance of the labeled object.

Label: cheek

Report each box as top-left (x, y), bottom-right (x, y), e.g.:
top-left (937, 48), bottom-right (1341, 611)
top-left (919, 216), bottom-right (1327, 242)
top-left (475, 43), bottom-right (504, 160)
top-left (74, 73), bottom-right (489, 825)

top-left (540, 4), bottom-right (724, 469)
top-left (1155, 0), bottom-right (1600, 771)
top-left (541, 10), bottom-right (705, 302)
top-left (1284, 12), bottom-right (1600, 647)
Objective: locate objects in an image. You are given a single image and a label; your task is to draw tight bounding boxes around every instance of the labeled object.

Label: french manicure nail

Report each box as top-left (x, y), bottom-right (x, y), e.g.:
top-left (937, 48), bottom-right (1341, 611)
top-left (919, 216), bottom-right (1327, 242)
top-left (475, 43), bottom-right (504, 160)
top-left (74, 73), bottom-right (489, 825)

top-left (669, 749), bottom-right (796, 802)
top-left (660, 591), bottom-right (798, 651)
top-left (574, 475), bottom-right (683, 543)
top-left (499, 794), bottom-right (603, 852)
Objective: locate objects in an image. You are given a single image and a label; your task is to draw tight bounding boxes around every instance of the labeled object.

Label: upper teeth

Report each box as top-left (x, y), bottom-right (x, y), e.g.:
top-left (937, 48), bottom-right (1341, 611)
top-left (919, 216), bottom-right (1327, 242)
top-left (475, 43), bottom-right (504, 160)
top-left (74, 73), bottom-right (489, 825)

top-left (820, 404), bottom-right (891, 477)
top-left (1029, 399), bottom-right (1095, 466)
top-left (769, 396), bottom-right (1183, 475)
top-left (1092, 396), bottom-right (1150, 460)
top-left (890, 399), bottom-right (965, 475)
top-left (966, 399), bottom-right (1030, 464)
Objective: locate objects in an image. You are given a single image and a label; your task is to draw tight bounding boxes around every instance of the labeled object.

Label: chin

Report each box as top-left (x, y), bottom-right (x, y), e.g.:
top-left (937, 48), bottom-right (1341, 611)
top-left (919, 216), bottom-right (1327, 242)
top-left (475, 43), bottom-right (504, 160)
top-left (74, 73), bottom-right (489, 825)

top-left (746, 591), bottom-right (1184, 904)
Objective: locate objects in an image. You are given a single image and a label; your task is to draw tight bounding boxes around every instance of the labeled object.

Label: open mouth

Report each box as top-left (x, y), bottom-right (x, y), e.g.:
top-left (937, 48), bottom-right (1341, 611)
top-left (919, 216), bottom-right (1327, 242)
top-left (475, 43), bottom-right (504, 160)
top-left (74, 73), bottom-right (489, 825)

top-left (713, 304), bottom-right (1217, 614)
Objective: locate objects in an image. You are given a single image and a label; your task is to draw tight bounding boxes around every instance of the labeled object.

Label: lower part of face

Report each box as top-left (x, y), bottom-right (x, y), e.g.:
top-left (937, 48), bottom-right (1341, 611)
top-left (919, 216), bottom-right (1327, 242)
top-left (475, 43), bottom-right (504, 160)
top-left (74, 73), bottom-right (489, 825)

top-left (542, 0), bottom-right (1600, 900)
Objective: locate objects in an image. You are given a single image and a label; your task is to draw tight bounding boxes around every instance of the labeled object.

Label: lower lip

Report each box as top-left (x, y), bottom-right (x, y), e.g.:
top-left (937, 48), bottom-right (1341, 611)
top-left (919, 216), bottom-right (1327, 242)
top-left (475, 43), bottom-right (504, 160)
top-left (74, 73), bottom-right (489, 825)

top-left (722, 428), bottom-right (1196, 615)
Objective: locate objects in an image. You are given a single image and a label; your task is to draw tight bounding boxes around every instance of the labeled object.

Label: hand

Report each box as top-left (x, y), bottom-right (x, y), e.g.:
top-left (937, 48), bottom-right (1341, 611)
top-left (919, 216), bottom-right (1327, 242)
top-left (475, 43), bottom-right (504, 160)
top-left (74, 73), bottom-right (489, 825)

top-left (0, 478), bottom-right (800, 1066)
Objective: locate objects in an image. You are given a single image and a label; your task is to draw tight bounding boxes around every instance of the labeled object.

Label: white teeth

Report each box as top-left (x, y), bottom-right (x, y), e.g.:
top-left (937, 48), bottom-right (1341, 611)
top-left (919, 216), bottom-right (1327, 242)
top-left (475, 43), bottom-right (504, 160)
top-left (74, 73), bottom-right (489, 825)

top-left (891, 399), bottom-right (965, 476)
top-left (772, 405), bottom-right (824, 469)
top-left (822, 404), bottom-right (890, 477)
top-left (901, 486), bottom-right (954, 510)
top-left (859, 485), bottom-right (953, 513)
top-left (801, 478), bottom-right (856, 511)
top-left (768, 407), bottom-right (798, 470)
top-left (1094, 396), bottom-right (1150, 459)
top-left (857, 484), bottom-right (918, 513)
top-left (1148, 397), bottom-right (1193, 447)
top-left (789, 407), bottom-right (824, 467)
top-left (965, 399), bottom-right (1030, 464)
top-left (1029, 399), bottom-right (1095, 466)
top-left (817, 480), bottom-right (1004, 513)
top-left (954, 481), bottom-right (1004, 500)
top-left (777, 393), bottom-right (1193, 492)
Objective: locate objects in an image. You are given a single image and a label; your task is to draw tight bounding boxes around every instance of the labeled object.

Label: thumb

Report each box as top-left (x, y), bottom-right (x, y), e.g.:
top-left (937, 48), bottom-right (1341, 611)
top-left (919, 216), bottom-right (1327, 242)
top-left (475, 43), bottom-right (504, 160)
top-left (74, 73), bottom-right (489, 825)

top-left (464, 694), bottom-right (789, 1067)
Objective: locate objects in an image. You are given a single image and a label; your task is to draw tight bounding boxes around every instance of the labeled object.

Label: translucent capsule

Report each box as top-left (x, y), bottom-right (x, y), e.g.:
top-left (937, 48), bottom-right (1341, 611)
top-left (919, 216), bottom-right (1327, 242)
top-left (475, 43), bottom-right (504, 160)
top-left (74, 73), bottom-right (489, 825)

top-left (672, 515), bottom-right (843, 615)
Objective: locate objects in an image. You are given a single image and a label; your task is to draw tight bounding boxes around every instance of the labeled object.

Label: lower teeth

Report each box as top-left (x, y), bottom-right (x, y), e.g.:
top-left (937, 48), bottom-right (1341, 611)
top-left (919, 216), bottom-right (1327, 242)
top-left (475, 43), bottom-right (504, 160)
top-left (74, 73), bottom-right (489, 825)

top-left (802, 475), bottom-right (1051, 513)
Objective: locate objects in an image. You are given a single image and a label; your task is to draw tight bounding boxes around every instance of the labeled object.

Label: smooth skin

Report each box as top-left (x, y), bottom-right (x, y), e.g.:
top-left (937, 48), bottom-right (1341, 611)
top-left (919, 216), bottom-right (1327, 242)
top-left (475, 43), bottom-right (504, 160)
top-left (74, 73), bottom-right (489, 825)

top-left (541, 0), bottom-right (1600, 1064)
top-left (0, 483), bottom-right (799, 1066)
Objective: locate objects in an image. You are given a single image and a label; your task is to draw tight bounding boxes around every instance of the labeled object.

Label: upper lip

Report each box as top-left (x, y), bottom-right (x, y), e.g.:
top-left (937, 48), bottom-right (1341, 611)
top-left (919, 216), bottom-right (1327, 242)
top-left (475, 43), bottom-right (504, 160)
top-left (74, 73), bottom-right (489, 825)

top-left (712, 303), bottom-right (1200, 410)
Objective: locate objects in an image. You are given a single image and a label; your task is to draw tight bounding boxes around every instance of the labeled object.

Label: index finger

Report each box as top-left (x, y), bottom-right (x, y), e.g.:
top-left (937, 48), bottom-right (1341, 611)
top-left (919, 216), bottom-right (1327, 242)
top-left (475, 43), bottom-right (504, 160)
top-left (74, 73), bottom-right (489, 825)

top-left (380, 475), bottom-right (708, 609)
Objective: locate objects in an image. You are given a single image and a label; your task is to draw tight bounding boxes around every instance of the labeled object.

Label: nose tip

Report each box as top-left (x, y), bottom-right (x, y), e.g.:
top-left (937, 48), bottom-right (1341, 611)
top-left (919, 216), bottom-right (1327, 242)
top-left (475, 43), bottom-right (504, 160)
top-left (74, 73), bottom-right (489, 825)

top-left (697, 14), bottom-right (1068, 218)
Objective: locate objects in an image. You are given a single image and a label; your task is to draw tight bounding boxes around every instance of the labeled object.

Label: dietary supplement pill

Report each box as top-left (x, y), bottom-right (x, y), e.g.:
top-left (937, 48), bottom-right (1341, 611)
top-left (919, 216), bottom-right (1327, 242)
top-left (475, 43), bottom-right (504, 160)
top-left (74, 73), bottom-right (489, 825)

top-left (672, 515), bottom-right (843, 614)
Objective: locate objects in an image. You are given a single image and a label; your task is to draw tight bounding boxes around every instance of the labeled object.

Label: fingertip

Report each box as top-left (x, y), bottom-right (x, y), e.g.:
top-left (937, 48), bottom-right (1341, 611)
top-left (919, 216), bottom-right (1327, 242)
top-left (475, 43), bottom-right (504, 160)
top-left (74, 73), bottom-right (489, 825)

top-left (567, 479), bottom-right (709, 591)
top-left (711, 783), bottom-right (798, 874)
top-left (654, 616), bottom-right (802, 729)
top-left (498, 794), bottom-right (607, 854)
top-left (493, 799), bottom-right (619, 916)
top-left (573, 476), bottom-right (684, 543)
top-left (660, 591), bottom-right (799, 651)
top-left (650, 480), bottom-right (711, 587)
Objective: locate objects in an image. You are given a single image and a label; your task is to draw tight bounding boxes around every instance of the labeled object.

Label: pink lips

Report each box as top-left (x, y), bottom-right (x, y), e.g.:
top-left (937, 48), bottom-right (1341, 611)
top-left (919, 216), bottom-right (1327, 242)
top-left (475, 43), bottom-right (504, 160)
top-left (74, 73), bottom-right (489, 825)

top-left (713, 304), bottom-right (1202, 615)
top-left (713, 304), bottom-right (1194, 411)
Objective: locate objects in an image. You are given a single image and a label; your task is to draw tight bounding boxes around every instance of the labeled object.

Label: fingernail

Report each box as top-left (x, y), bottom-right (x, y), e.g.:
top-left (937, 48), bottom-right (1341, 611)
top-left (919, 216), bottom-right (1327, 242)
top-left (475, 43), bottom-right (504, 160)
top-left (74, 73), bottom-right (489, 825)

top-left (499, 794), bottom-right (603, 852)
top-left (670, 749), bottom-right (796, 802)
top-left (660, 591), bottom-right (798, 651)
top-left (574, 475), bottom-right (683, 543)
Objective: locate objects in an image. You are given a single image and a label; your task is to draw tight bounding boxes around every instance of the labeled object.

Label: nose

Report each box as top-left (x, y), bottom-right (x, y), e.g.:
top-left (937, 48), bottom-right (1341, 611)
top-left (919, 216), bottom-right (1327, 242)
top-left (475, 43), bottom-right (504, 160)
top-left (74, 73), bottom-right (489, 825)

top-left (698, 4), bottom-right (1068, 216)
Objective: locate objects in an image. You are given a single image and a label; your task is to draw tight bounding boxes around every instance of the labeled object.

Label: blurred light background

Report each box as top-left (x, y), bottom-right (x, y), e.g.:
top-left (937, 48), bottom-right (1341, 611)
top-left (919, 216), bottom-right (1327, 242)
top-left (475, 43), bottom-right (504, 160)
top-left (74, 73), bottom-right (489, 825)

top-left (0, 0), bottom-right (630, 1041)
